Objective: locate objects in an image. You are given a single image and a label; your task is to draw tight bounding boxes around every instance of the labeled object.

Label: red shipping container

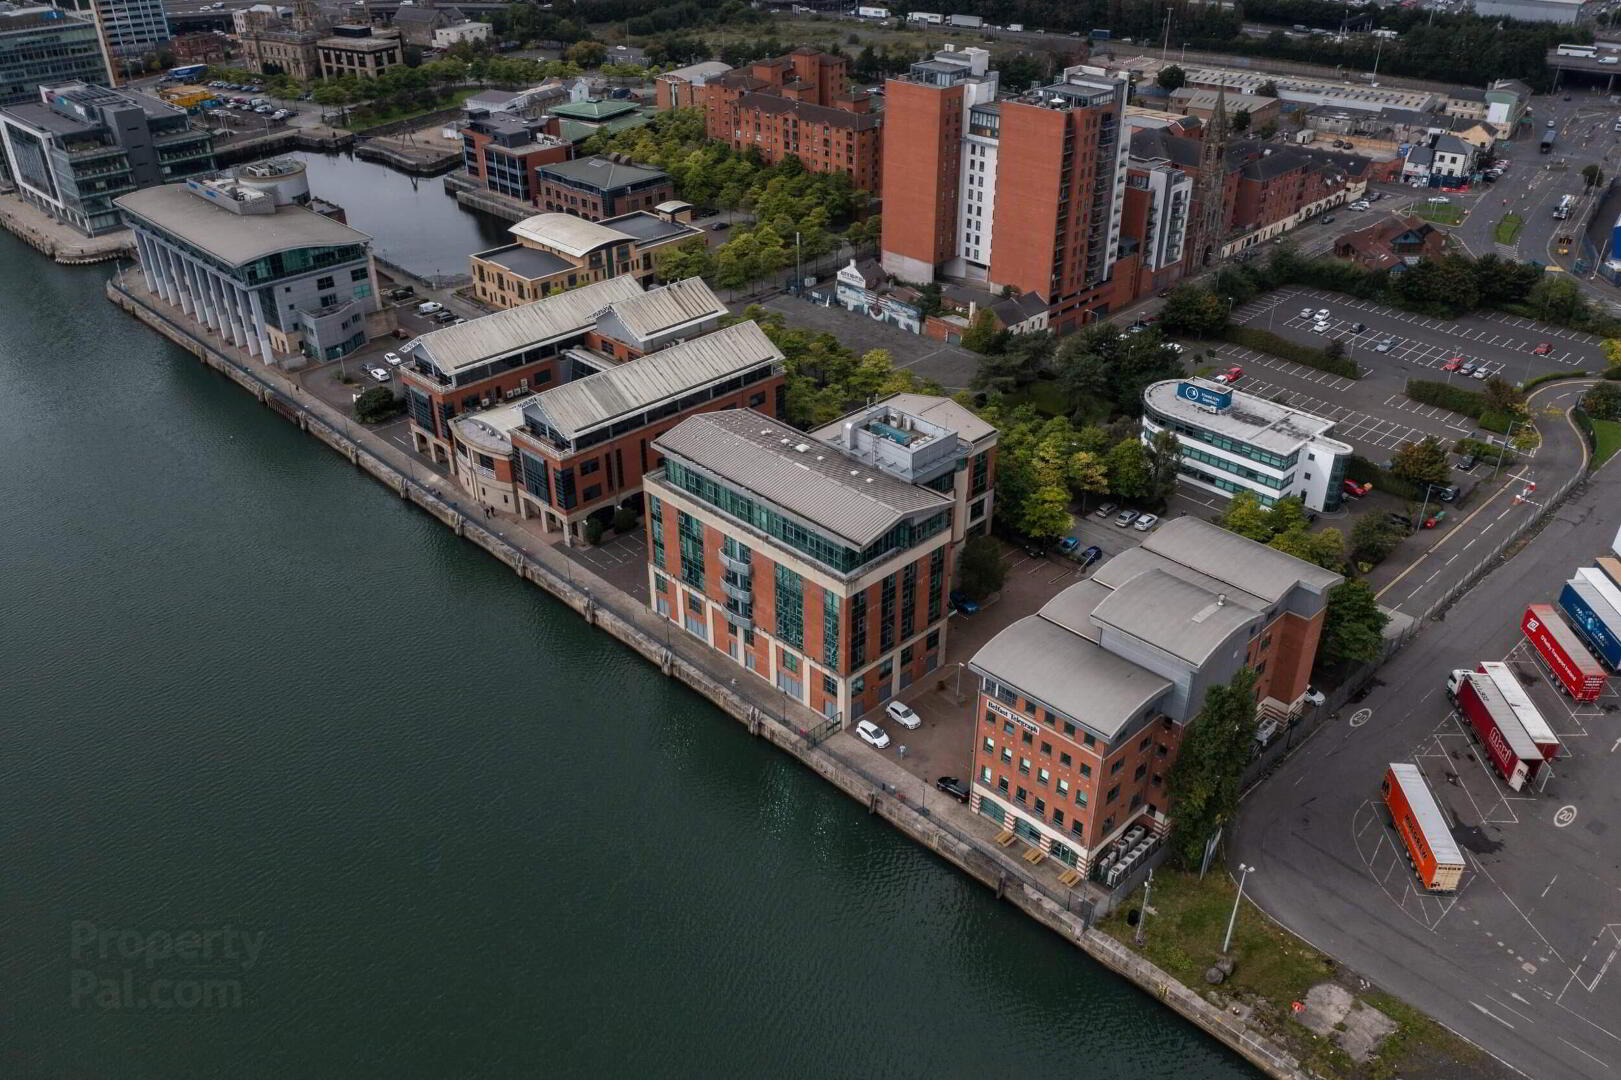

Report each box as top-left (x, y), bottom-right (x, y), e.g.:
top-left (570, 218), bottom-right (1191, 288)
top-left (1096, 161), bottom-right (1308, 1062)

top-left (1523, 604), bottom-right (1606, 702)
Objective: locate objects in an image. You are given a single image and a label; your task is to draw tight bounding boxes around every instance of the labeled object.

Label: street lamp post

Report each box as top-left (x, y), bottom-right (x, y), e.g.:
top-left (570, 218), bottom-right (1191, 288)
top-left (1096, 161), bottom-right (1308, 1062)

top-left (1222, 863), bottom-right (1255, 954)
top-left (1491, 420), bottom-right (1518, 482)
top-left (1135, 867), bottom-right (1155, 946)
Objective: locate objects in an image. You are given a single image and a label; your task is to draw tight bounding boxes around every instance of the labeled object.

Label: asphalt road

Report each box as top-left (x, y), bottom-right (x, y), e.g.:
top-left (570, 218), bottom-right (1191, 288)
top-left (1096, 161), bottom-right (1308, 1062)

top-left (1234, 389), bottom-right (1621, 1080)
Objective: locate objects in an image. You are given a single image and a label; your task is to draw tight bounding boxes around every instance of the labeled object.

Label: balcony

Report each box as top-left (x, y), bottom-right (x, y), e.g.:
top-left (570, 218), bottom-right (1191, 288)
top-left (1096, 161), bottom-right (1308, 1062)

top-left (719, 552), bottom-right (751, 577)
top-left (721, 578), bottom-right (752, 604)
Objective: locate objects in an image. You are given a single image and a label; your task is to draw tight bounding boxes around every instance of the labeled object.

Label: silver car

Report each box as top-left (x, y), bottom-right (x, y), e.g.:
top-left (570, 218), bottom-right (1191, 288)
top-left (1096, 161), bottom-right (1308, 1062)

top-left (1114, 509), bottom-right (1140, 528)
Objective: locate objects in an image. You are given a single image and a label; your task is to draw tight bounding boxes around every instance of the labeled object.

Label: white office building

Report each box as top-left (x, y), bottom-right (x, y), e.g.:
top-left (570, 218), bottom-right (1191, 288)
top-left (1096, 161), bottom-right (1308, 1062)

top-left (1141, 378), bottom-right (1353, 512)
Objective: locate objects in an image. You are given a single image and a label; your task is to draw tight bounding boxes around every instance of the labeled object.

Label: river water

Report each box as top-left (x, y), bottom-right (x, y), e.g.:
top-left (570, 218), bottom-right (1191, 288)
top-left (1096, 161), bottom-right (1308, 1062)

top-left (0, 167), bottom-right (1257, 1079)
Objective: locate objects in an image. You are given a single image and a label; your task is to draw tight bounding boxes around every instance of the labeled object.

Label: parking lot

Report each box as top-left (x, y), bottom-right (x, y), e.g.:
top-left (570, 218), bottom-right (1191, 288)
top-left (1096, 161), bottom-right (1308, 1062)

top-left (1347, 635), bottom-right (1621, 1073)
top-left (1237, 287), bottom-right (1607, 384)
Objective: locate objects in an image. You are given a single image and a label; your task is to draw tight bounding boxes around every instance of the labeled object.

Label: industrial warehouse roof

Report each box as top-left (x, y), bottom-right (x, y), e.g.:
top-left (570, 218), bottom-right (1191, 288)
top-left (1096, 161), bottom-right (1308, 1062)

top-left (115, 183), bottom-right (372, 268)
top-left (1137, 517), bottom-right (1342, 600)
top-left (522, 321), bottom-right (782, 440)
top-left (600, 276), bottom-right (725, 341)
top-left (1091, 568), bottom-right (1260, 665)
top-left (653, 410), bottom-right (954, 547)
top-left (971, 616), bottom-right (1172, 741)
top-left (406, 275), bottom-right (643, 374)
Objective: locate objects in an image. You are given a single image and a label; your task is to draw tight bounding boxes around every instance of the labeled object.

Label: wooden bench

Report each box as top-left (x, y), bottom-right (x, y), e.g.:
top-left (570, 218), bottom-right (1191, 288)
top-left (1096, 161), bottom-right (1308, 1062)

top-left (995, 829), bottom-right (1016, 847)
top-left (1022, 847), bottom-right (1046, 866)
top-left (1058, 868), bottom-right (1083, 887)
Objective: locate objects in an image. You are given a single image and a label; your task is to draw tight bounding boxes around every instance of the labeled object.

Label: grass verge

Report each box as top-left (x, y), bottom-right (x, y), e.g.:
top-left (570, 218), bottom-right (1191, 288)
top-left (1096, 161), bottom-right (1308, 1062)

top-left (1492, 213), bottom-right (1523, 245)
top-left (1098, 868), bottom-right (1485, 1079)
top-left (1408, 201), bottom-right (1466, 226)
top-left (1588, 416), bottom-right (1621, 466)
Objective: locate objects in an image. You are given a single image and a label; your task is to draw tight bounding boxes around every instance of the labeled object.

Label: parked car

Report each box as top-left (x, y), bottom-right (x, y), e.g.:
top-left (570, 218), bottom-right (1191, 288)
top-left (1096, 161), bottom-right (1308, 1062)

top-left (1094, 501), bottom-right (1118, 518)
top-left (1374, 336), bottom-right (1396, 352)
top-left (432, 311), bottom-right (458, 324)
top-left (935, 776), bottom-right (971, 802)
top-left (709, 221), bottom-right (730, 231)
top-left (1114, 509), bottom-right (1140, 528)
top-left (1076, 545), bottom-right (1103, 569)
top-left (1056, 536), bottom-right (1080, 553)
top-left (416, 301), bottom-right (443, 314)
top-left (855, 720), bottom-right (890, 748)
top-left (1316, 308), bottom-right (1330, 319)
top-left (1457, 453), bottom-right (1479, 471)
top-left (1303, 686), bottom-right (1327, 707)
top-left (1132, 512), bottom-right (1160, 532)
top-left (1311, 320), bottom-right (1331, 333)
top-left (383, 351), bottom-right (403, 367)
top-left (366, 366), bottom-right (391, 383)
top-left (885, 701), bottom-right (922, 730)
top-left (1387, 512), bottom-right (1413, 529)
top-left (1533, 341), bottom-right (1552, 355)
top-left (1215, 365), bottom-right (1243, 384)
top-left (1458, 361), bottom-right (1477, 376)
top-left (1342, 478), bottom-right (1372, 497)
top-left (949, 590), bottom-right (980, 615)
top-left (1021, 541), bottom-right (1045, 558)
top-left (1298, 307), bottom-right (1315, 319)
top-left (1441, 357), bottom-right (1464, 373)
top-left (1350, 321), bottom-right (1366, 333)
top-left (1471, 366), bottom-right (1489, 380)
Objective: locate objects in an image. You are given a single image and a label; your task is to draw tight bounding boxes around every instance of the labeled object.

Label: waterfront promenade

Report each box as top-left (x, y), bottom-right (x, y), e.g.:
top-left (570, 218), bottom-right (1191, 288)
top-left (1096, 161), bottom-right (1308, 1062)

top-left (105, 263), bottom-right (1314, 1080)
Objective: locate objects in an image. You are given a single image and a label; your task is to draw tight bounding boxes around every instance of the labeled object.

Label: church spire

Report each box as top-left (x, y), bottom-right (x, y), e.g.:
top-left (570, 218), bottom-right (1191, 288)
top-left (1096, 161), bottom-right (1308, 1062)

top-left (1193, 86), bottom-right (1230, 266)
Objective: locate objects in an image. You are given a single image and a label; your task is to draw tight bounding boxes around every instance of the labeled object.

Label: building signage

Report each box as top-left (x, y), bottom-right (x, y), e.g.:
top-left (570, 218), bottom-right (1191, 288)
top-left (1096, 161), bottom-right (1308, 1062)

top-left (1177, 381), bottom-right (1232, 411)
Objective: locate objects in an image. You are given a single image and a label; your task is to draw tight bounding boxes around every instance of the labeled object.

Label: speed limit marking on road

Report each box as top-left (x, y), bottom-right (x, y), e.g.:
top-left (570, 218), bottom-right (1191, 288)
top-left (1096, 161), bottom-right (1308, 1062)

top-left (1554, 805), bottom-right (1577, 828)
top-left (1350, 708), bottom-right (1372, 728)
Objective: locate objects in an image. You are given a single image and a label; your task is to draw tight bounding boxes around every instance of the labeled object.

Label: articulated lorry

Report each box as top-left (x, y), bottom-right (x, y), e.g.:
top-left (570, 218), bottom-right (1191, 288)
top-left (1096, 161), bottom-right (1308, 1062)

top-left (1559, 579), bottom-right (1621, 671)
top-left (1471, 662), bottom-right (1561, 760)
top-left (1522, 604), bottom-right (1606, 701)
top-left (1448, 671), bottom-right (1541, 791)
top-left (1382, 763), bottom-right (1465, 892)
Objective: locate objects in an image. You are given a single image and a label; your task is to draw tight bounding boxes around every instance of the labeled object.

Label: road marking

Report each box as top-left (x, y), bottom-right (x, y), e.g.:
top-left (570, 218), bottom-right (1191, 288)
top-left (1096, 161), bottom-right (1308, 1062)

top-left (1557, 1038), bottom-right (1610, 1070)
top-left (1554, 805), bottom-right (1578, 827)
top-left (1542, 874), bottom-right (1560, 898)
top-left (1471, 1001), bottom-right (1516, 1029)
top-left (1350, 708), bottom-right (1371, 728)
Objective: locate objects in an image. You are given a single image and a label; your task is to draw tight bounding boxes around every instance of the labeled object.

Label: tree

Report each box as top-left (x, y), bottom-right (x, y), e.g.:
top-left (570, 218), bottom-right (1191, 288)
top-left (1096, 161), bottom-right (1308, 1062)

top-left (1066, 449), bottom-right (1109, 501)
top-left (1143, 427), bottom-right (1182, 506)
top-left (1105, 438), bottom-right (1151, 500)
top-left (565, 40), bottom-right (607, 66)
top-left (1268, 525), bottom-right (1345, 571)
top-left (1231, 107), bottom-right (1252, 133)
top-left (1019, 439), bottom-right (1074, 541)
top-left (1257, 79), bottom-right (1280, 97)
top-left (961, 308), bottom-right (1001, 354)
top-left (1320, 580), bottom-right (1389, 665)
top-left (1323, 338), bottom-right (1346, 366)
top-left (1482, 376), bottom-right (1525, 417)
top-left (1166, 667), bottom-right (1261, 869)
top-left (1390, 435), bottom-right (1450, 487)
top-left (1159, 285), bottom-right (1230, 338)
top-left (354, 386), bottom-right (403, 424)
top-left (1156, 64), bottom-right (1187, 91)
top-left (1584, 381), bottom-right (1621, 420)
top-left (956, 535), bottom-right (1007, 601)
top-left (1527, 275), bottom-right (1587, 326)
top-left (1350, 513), bottom-right (1405, 566)
top-left (612, 505), bottom-right (639, 533)
top-left (1219, 490), bottom-right (1274, 541)
top-left (1583, 163), bottom-right (1605, 190)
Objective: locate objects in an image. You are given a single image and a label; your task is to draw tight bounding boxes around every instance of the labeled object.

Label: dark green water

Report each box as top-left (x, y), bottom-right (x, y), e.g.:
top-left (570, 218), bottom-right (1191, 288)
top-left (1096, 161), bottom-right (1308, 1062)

top-left (0, 233), bottom-right (1257, 1079)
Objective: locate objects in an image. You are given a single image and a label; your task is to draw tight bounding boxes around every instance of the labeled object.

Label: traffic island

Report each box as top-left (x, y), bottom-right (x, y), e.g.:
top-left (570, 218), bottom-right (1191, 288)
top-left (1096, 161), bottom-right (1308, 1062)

top-left (1098, 868), bottom-right (1505, 1080)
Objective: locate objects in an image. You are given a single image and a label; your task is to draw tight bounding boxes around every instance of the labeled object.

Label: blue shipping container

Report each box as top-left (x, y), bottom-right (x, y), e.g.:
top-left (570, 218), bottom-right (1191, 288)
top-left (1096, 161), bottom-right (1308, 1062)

top-left (1558, 581), bottom-right (1621, 670)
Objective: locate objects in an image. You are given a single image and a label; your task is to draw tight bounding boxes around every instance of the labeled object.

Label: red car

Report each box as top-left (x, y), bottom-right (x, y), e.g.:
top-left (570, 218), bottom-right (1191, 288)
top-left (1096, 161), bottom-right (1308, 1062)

top-left (1441, 357), bottom-right (1464, 373)
top-left (1342, 478), bottom-right (1372, 498)
top-left (1532, 342), bottom-right (1552, 355)
top-left (1215, 365), bottom-right (1244, 384)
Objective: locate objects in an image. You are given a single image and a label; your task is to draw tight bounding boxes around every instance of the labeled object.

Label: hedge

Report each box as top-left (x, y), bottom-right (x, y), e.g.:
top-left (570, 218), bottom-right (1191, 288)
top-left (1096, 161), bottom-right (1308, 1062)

top-left (1521, 370), bottom-right (1587, 392)
top-left (1347, 454), bottom-right (1417, 500)
top-left (1455, 436), bottom-right (1516, 463)
top-left (1406, 379), bottom-right (1485, 418)
top-left (1606, 365), bottom-right (1621, 381)
top-left (1478, 409), bottom-right (1516, 435)
top-left (1224, 326), bottom-right (1360, 378)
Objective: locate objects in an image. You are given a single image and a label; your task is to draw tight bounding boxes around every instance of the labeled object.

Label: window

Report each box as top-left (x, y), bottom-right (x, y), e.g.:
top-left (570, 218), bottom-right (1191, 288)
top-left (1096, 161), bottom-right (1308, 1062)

top-left (1110, 760), bottom-right (1124, 776)
top-left (1033, 797), bottom-right (1046, 815)
top-left (1040, 741), bottom-right (1052, 756)
top-left (1002, 721), bottom-right (1014, 736)
top-left (1060, 752), bottom-right (1072, 767)
top-left (979, 765), bottom-right (991, 784)
top-left (350, 267), bottom-right (368, 282)
top-left (1037, 768), bottom-right (1050, 786)
top-left (1079, 763), bottom-right (1092, 778)
top-left (1134, 763), bottom-right (1147, 780)
top-left (984, 710), bottom-right (996, 726)
top-left (982, 737), bottom-right (994, 754)
top-left (1053, 809), bottom-right (1065, 826)
top-left (1106, 785), bottom-right (1120, 804)
top-left (1063, 721), bottom-right (1076, 737)
top-left (1056, 779), bottom-right (1069, 798)
top-left (1001, 747), bottom-right (1012, 764)
top-left (1074, 788), bottom-right (1088, 807)
top-left (316, 275), bottom-right (335, 290)
top-left (1018, 757), bottom-right (1030, 775)
top-left (774, 564), bottom-right (804, 649)
top-left (1083, 732), bottom-right (1096, 748)
top-left (579, 459), bottom-right (600, 476)
top-left (997, 776), bottom-right (1009, 794)
top-left (1020, 729), bottom-right (1033, 746)
top-left (1014, 787), bottom-right (1027, 805)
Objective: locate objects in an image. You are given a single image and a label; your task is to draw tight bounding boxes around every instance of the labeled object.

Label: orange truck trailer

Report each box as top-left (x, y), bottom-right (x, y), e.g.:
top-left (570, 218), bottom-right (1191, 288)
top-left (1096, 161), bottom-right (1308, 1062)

top-left (1382, 763), bottom-right (1465, 892)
